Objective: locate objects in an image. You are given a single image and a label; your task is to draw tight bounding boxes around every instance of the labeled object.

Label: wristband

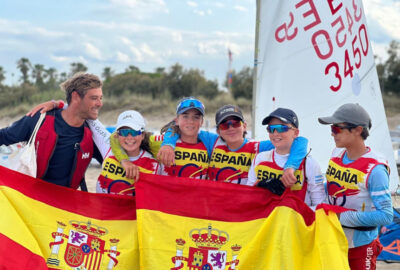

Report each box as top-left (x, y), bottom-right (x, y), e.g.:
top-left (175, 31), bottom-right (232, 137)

top-left (51, 100), bottom-right (57, 109)
top-left (58, 100), bottom-right (64, 109)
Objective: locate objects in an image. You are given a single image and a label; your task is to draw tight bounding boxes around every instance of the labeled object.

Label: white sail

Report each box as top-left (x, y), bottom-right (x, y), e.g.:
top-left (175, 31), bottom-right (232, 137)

top-left (253, 0), bottom-right (399, 192)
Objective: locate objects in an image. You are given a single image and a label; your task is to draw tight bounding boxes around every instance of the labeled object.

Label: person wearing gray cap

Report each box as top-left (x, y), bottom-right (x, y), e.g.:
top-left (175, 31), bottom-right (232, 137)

top-left (318, 103), bottom-right (393, 269)
top-left (158, 104), bottom-right (308, 185)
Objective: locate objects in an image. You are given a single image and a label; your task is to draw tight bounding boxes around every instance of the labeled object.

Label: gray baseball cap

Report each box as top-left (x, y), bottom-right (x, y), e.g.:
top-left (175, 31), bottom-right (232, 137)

top-left (318, 103), bottom-right (371, 129)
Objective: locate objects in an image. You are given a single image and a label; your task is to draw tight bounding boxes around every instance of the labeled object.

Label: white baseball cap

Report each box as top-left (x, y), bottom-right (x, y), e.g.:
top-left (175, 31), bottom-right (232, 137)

top-left (116, 110), bottom-right (145, 131)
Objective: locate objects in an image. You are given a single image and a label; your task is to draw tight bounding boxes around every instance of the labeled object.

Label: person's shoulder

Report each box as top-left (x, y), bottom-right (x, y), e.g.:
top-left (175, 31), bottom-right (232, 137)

top-left (366, 147), bottom-right (388, 163)
top-left (23, 111), bottom-right (44, 126)
top-left (142, 150), bottom-right (157, 160)
top-left (304, 154), bottom-right (322, 170)
top-left (329, 147), bottom-right (345, 157)
top-left (254, 149), bottom-right (273, 162)
top-left (305, 154), bottom-right (318, 164)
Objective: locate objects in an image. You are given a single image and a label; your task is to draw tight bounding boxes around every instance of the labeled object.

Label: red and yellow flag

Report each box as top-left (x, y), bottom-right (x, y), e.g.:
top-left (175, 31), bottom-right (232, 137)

top-left (136, 174), bottom-right (350, 270)
top-left (0, 166), bottom-right (138, 270)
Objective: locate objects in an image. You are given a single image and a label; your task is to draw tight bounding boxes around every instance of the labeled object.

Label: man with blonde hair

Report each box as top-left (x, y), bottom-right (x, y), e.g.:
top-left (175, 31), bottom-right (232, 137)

top-left (0, 73), bottom-right (103, 189)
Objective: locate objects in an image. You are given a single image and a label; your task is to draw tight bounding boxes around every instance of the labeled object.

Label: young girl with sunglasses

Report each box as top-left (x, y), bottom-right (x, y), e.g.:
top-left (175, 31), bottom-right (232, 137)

top-left (91, 110), bottom-right (159, 195)
top-left (247, 108), bottom-right (326, 209)
top-left (111, 97), bottom-right (210, 179)
top-left (159, 104), bottom-right (308, 185)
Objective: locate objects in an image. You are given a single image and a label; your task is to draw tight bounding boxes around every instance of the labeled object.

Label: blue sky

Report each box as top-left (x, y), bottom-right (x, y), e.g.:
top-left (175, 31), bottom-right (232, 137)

top-left (0, 0), bottom-right (399, 87)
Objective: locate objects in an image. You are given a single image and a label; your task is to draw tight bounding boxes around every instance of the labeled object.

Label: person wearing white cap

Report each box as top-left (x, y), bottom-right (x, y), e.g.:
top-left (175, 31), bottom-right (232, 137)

top-left (318, 103), bottom-right (393, 270)
top-left (27, 100), bottom-right (160, 195)
top-left (91, 110), bottom-right (159, 196)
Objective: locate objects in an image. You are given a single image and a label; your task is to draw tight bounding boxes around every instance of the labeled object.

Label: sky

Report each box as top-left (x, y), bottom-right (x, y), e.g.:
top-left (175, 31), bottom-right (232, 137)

top-left (0, 0), bottom-right (399, 88)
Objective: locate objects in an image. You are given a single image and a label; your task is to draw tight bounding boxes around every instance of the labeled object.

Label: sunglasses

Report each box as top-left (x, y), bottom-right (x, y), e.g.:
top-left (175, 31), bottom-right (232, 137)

top-left (266, 124), bottom-right (292, 133)
top-left (219, 119), bottom-right (242, 130)
top-left (117, 129), bottom-right (142, 137)
top-left (330, 125), bottom-right (356, 135)
top-left (177, 98), bottom-right (205, 113)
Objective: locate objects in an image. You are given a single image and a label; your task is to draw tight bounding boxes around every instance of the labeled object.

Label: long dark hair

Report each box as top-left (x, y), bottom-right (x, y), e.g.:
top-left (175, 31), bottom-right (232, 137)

top-left (140, 131), bottom-right (152, 154)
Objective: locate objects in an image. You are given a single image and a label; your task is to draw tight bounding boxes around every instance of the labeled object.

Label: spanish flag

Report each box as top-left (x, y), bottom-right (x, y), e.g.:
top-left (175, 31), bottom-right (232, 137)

top-left (0, 166), bottom-right (138, 270)
top-left (136, 174), bottom-right (350, 269)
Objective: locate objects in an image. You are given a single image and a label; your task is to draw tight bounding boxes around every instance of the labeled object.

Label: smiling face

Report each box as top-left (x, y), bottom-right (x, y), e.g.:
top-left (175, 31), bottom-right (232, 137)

top-left (76, 87), bottom-right (103, 120)
top-left (267, 118), bottom-right (299, 154)
top-left (217, 116), bottom-right (246, 149)
top-left (117, 127), bottom-right (144, 157)
top-left (175, 108), bottom-right (203, 143)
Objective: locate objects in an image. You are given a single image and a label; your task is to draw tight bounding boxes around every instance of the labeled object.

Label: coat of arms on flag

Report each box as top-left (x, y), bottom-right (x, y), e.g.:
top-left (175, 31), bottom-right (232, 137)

top-left (46, 220), bottom-right (120, 270)
top-left (171, 224), bottom-right (241, 270)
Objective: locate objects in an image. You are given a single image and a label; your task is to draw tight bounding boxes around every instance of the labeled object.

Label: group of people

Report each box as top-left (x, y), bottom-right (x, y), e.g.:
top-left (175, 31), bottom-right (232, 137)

top-left (0, 72), bottom-right (393, 269)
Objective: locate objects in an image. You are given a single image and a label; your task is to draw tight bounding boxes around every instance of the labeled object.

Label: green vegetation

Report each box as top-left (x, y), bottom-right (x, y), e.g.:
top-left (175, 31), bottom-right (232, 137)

top-left (0, 40), bottom-right (399, 119)
top-left (377, 40), bottom-right (400, 95)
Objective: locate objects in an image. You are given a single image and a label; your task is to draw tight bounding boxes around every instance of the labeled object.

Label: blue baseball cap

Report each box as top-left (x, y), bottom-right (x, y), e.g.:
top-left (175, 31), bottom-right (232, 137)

top-left (176, 97), bottom-right (205, 115)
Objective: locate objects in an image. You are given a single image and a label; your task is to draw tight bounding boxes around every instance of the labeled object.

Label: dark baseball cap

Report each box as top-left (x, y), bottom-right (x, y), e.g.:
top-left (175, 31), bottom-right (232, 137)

top-left (262, 108), bottom-right (299, 128)
top-left (215, 105), bottom-right (244, 125)
top-left (318, 103), bottom-right (371, 129)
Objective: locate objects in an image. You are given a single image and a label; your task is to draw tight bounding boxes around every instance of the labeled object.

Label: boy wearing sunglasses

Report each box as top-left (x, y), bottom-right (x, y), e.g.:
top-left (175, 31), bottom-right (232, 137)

top-left (318, 103), bottom-right (392, 270)
top-left (247, 108), bottom-right (326, 209)
top-left (158, 104), bottom-right (308, 185)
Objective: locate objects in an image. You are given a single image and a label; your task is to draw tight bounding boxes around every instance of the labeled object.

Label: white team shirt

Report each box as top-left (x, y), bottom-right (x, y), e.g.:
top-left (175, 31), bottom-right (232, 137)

top-left (248, 150), bottom-right (327, 210)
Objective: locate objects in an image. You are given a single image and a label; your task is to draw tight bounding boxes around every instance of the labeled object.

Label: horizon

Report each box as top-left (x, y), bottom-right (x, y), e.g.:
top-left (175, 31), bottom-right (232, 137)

top-left (0, 0), bottom-right (399, 88)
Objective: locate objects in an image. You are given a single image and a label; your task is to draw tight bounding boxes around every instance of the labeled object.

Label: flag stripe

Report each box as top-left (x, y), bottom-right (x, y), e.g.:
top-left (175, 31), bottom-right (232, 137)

top-left (0, 166), bottom-right (135, 220)
top-left (1, 185), bottom-right (137, 259)
top-left (0, 233), bottom-right (47, 270)
top-left (136, 175), bottom-right (350, 270)
top-left (136, 173), bottom-right (315, 225)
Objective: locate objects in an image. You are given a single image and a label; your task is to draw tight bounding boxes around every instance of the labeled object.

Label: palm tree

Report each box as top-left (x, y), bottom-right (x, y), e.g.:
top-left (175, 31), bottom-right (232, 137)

top-left (102, 67), bottom-right (114, 82)
top-left (70, 62), bottom-right (88, 76)
top-left (17, 57), bottom-right (32, 84)
top-left (125, 65), bottom-right (140, 73)
top-left (32, 64), bottom-right (47, 88)
top-left (59, 72), bottom-right (68, 83)
top-left (0, 66), bottom-right (6, 85)
top-left (45, 67), bottom-right (58, 90)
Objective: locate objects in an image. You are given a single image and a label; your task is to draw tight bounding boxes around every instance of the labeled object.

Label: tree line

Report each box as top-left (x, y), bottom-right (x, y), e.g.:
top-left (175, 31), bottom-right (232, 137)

top-left (377, 40), bottom-right (400, 95)
top-left (0, 59), bottom-right (239, 108)
top-left (0, 40), bottom-right (399, 109)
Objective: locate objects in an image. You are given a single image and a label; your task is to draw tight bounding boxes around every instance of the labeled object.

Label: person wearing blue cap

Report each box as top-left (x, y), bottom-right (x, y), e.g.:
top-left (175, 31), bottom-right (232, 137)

top-left (247, 108), bottom-right (326, 209)
top-left (318, 103), bottom-right (393, 269)
top-left (157, 103), bottom-right (309, 186)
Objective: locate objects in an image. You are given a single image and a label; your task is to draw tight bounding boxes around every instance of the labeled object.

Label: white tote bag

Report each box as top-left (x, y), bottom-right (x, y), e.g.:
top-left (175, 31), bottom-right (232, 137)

top-left (11, 113), bottom-right (46, 177)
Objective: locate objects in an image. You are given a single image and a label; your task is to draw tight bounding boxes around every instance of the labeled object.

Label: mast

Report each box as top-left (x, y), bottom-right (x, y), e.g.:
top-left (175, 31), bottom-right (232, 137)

top-left (251, 0), bottom-right (261, 138)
